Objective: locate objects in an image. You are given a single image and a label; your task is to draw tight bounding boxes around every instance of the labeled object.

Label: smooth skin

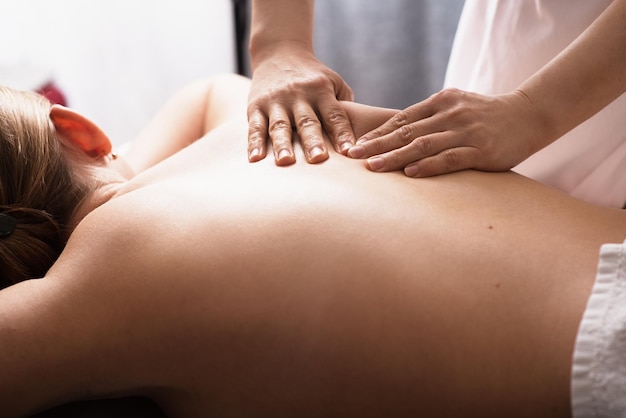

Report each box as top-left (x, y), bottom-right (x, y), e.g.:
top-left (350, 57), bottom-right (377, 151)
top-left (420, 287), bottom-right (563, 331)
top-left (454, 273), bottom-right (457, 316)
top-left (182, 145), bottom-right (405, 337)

top-left (248, 0), bottom-right (626, 179)
top-left (1, 75), bottom-right (625, 417)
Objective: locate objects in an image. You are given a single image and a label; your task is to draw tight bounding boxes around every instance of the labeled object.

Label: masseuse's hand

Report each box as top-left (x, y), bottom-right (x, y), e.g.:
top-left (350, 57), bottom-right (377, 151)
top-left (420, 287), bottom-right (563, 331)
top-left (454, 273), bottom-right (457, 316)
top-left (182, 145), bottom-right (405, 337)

top-left (347, 88), bottom-right (545, 177)
top-left (247, 43), bottom-right (356, 166)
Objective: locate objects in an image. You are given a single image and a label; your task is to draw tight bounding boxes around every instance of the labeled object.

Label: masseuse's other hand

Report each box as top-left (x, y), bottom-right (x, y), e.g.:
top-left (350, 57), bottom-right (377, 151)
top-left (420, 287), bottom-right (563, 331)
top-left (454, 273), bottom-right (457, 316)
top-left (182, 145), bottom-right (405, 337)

top-left (247, 44), bottom-right (355, 166)
top-left (347, 88), bottom-right (544, 177)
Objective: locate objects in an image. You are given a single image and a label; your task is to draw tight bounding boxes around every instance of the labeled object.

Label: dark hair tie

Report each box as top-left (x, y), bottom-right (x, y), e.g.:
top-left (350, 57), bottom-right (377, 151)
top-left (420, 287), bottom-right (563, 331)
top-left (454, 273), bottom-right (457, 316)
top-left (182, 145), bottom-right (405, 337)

top-left (0, 213), bottom-right (17, 237)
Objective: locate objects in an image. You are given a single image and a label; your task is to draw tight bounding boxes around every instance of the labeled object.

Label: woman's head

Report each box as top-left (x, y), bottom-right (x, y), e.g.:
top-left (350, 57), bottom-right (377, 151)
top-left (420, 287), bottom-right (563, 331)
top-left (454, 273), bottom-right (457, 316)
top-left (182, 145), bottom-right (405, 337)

top-left (0, 86), bottom-right (94, 289)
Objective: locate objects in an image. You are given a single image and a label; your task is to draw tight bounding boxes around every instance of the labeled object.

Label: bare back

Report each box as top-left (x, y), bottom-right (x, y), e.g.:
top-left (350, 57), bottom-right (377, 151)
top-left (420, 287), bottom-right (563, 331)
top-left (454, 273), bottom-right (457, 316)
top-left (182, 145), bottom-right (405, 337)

top-left (2, 109), bottom-right (626, 417)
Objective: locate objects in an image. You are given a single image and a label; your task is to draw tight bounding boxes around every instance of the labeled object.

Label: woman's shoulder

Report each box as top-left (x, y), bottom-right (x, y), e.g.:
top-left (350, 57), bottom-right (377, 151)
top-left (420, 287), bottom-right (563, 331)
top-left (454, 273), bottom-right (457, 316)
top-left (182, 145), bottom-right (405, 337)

top-left (56, 182), bottom-right (228, 286)
top-left (47, 194), bottom-right (168, 302)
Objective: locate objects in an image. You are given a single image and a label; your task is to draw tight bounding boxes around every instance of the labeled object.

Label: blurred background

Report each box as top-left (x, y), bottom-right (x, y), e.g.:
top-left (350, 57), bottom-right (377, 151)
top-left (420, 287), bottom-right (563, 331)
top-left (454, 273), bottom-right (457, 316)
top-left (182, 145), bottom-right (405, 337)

top-left (313, 0), bottom-right (464, 109)
top-left (0, 0), bottom-right (236, 146)
top-left (1, 0), bottom-right (464, 147)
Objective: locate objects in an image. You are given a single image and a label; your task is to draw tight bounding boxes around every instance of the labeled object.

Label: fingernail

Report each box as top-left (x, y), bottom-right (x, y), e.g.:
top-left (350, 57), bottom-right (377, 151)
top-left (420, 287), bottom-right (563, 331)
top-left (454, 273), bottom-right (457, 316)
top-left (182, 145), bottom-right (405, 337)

top-left (339, 142), bottom-right (352, 154)
top-left (277, 149), bottom-right (293, 163)
top-left (367, 157), bottom-right (385, 171)
top-left (308, 146), bottom-right (324, 161)
top-left (404, 164), bottom-right (419, 177)
top-left (348, 145), bottom-right (365, 159)
top-left (249, 148), bottom-right (261, 161)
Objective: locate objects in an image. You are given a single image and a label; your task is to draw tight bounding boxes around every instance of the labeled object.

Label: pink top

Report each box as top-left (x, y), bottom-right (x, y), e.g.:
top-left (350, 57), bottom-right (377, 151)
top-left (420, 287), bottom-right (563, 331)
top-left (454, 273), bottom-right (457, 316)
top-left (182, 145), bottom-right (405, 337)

top-left (444, 0), bottom-right (625, 208)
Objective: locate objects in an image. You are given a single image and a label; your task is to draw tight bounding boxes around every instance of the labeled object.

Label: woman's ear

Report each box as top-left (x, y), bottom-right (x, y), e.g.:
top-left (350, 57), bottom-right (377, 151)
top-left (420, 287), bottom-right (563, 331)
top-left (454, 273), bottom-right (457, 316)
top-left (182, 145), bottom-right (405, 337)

top-left (49, 104), bottom-right (112, 158)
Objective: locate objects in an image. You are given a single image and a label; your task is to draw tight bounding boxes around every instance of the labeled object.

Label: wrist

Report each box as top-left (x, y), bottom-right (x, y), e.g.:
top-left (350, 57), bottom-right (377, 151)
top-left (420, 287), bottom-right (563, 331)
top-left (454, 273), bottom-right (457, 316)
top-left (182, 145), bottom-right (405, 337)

top-left (511, 89), bottom-right (561, 155)
top-left (250, 39), bottom-right (314, 71)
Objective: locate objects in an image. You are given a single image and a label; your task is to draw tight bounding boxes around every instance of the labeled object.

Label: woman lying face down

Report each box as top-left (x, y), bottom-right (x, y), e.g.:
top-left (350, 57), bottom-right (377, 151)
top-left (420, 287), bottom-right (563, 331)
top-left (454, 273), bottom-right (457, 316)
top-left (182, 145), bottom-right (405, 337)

top-left (0, 75), bottom-right (624, 418)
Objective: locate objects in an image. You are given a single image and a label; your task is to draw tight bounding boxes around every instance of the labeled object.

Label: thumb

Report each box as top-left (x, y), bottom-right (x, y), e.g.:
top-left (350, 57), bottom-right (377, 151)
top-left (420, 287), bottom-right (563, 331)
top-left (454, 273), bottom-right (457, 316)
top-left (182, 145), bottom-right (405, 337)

top-left (336, 79), bottom-right (355, 102)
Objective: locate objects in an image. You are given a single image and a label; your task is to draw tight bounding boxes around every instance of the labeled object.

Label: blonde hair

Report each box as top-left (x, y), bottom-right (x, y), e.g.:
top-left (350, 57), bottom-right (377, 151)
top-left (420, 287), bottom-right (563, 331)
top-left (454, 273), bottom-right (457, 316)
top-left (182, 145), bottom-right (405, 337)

top-left (0, 86), bottom-right (93, 288)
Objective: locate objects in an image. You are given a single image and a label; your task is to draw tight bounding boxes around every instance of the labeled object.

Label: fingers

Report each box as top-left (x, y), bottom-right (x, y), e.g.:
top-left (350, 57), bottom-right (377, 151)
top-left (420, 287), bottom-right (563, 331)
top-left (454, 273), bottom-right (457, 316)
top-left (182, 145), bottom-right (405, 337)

top-left (360, 131), bottom-right (480, 177)
top-left (347, 108), bottom-right (439, 160)
top-left (321, 76), bottom-right (355, 154)
top-left (317, 95), bottom-right (356, 155)
top-left (249, 102), bottom-right (331, 166)
top-left (287, 92), bottom-right (356, 162)
top-left (356, 101), bottom-right (434, 144)
top-left (248, 104), bottom-right (297, 166)
top-left (248, 98), bottom-right (355, 165)
top-left (268, 106), bottom-right (296, 166)
top-left (402, 147), bottom-right (480, 177)
top-left (247, 108), bottom-right (268, 163)
top-left (371, 147), bottom-right (479, 177)
top-left (346, 99), bottom-right (479, 177)
top-left (293, 103), bottom-right (328, 163)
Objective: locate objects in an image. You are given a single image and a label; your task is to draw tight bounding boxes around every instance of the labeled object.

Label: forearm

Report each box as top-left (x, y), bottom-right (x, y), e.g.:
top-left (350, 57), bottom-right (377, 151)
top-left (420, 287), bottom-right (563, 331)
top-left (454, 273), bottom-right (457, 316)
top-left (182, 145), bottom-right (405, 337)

top-left (518, 0), bottom-right (626, 152)
top-left (249, 0), bottom-right (315, 68)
